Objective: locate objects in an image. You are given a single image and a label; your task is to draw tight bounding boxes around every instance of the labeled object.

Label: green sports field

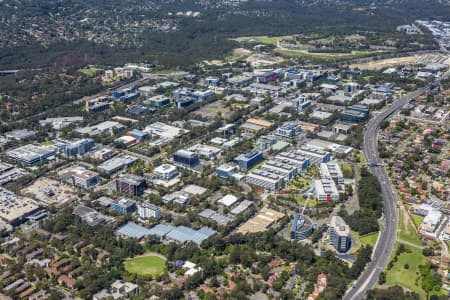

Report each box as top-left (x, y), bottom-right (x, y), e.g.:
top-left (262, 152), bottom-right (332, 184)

top-left (124, 255), bottom-right (166, 276)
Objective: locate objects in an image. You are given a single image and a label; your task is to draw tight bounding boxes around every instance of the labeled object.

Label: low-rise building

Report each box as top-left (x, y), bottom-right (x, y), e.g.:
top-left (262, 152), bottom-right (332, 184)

top-left (76, 121), bottom-right (125, 136)
top-left (63, 138), bottom-right (95, 158)
top-left (137, 202), bottom-right (161, 219)
top-left (275, 123), bottom-right (301, 139)
top-left (297, 146), bottom-right (331, 164)
top-left (339, 104), bottom-right (370, 123)
top-left (111, 198), bottom-right (136, 214)
top-left (236, 150), bottom-right (263, 171)
top-left (314, 179), bottom-right (339, 202)
top-left (97, 155), bottom-right (138, 174)
top-left (0, 188), bottom-right (40, 225)
top-left (320, 163), bottom-right (344, 185)
top-left (215, 164), bottom-right (237, 180)
top-left (7, 145), bottom-right (56, 165)
top-left (154, 164), bottom-right (178, 181)
top-left (246, 169), bottom-right (282, 191)
top-left (173, 150), bottom-right (199, 168)
top-left (59, 166), bottom-right (101, 189)
top-left (148, 95), bottom-right (171, 107)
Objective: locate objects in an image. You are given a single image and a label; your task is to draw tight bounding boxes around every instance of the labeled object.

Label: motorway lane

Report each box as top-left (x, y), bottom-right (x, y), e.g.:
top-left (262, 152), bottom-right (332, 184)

top-left (343, 88), bottom-right (425, 300)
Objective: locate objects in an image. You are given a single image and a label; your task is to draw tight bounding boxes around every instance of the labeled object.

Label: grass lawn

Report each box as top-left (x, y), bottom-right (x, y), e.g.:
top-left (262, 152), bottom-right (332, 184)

top-left (287, 176), bottom-right (311, 191)
top-left (232, 35), bottom-right (295, 46)
top-left (411, 214), bottom-right (424, 227)
top-left (356, 151), bottom-right (366, 164)
top-left (359, 231), bottom-right (379, 248)
top-left (124, 255), bottom-right (166, 277)
top-left (397, 209), bottom-right (423, 248)
top-left (340, 162), bottom-right (354, 178)
top-left (78, 67), bottom-right (103, 76)
top-left (151, 68), bottom-right (179, 75)
top-left (385, 243), bottom-right (427, 299)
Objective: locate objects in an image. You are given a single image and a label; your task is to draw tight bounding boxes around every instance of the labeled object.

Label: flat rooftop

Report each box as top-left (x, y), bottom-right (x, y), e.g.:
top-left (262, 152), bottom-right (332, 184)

top-left (237, 207), bottom-right (284, 234)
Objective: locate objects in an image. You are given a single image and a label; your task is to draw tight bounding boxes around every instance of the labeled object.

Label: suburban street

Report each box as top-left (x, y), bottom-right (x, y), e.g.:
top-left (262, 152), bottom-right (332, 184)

top-left (344, 71), bottom-right (450, 300)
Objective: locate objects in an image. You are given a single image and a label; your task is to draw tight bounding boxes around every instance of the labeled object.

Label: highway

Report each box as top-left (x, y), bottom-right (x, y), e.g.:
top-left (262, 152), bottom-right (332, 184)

top-left (344, 71), bottom-right (450, 299)
top-left (343, 88), bottom-right (425, 300)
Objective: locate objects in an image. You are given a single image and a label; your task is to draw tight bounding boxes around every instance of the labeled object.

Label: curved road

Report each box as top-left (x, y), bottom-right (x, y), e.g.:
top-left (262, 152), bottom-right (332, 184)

top-left (344, 71), bottom-right (450, 299)
top-left (343, 88), bottom-right (426, 300)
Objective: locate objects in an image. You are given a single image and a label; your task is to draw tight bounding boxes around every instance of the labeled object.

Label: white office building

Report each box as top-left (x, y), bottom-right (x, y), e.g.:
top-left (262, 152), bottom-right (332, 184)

top-left (320, 163), bottom-right (344, 185)
top-left (154, 164), bottom-right (178, 181)
top-left (329, 215), bottom-right (351, 253)
top-left (137, 202), bottom-right (161, 219)
top-left (314, 179), bottom-right (339, 202)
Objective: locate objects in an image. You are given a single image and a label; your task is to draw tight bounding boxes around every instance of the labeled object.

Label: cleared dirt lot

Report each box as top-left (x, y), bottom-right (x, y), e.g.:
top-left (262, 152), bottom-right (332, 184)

top-left (349, 54), bottom-right (423, 70)
top-left (22, 177), bottom-right (77, 206)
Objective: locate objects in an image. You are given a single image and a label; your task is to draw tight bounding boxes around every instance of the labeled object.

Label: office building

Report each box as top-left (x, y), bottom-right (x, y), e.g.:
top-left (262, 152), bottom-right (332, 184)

top-left (64, 139), bottom-right (95, 158)
top-left (0, 188), bottom-right (40, 225)
top-left (4, 129), bottom-right (36, 141)
top-left (188, 144), bottom-right (221, 160)
top-left (76, 121), bottom-right (125, 136)
top-left (297, 146), bottom-right (331, 164)
top-left (128, 130), bottom-right (149, 141)
top-left (144, 122), bottom-right (189, 140)
top-left (290, 214), bottom-right (314, 240)
top-left (216, 164), bottom-right (237, 180)
top-left (111, 198), bottom-right (136, 214)
top-left (148, 95), bottom-right (171, 107)
top-left (320, 163), bottom-right (344, 185)
top-left (39, 117), bottom-right (84, 130)
top-left (275, 152), bottom-right (310, 172)
top-left (329, 216), bottom-right (351, 253)
top-left (204, 76), bottom-right (220, 86)
top-left (97, 155), bottom-right (138, 174)
top-left (7, 145), bottom-right (56, 165)
top-left (261, 160), bottom-right (297, 181)
top-left (275, 123), bottom-right (301, 139)
top-left (314, 179), bottom-right (339, 202)
top-left (137, 202), bottom-right (161, 219)
top-left (154, 164), bottom-right (178, 181)
top-left (116, 174), bottom-right (146, 196)
top-left (113, 87), bottom-right (140, 104)
top-left (256, 135), bottom-right (278, 151)
top-left (173, 150), bottom-right (199, 168)
top-left (291, 96), bottom-right (311, 111)
top-left (236, 150), bottom-right (263, 171)
top-left (245, 169), bottom-right (282, 191)
top-left (339, 105), bottom-right (370, 123)
top-left (60, 166), bottom-right (101, 189)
